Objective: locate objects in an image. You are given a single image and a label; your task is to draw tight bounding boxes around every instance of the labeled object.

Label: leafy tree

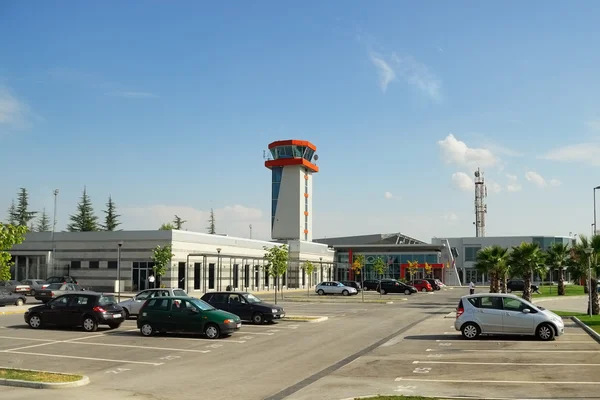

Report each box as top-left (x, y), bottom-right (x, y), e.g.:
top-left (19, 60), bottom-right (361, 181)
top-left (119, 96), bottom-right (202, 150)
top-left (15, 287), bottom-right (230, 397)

top-left (172, 215), bottom-right (186, 230)
top-left (372, 257), bottom-right (386, 298)
top-left (545, 242), bottom-right (570, 296)
top-left (35, 209), bottom-right (51, 232)
top-left (6, 200), bottom-right (16, 225)
top-left (102, 196), bottom-right (121, 231)
top-left (352, 254), bottom-right (365, 302)
top-left (509, 242), bottom-right (547, 302)
top-left (12, 188), bottom-right (37, 228)
top-left (406, 260), bottom-right (420, 280)
top-left (303, 260), bottom-right (315, 297)
top-left (159, 223), bottom-right (175, 230)
top-left (475, 245), bottom-right (509, 293)
top-left (152, 245), bottom-right (174, 284)
top-left (207, 208), bottom-right (216, 234)
top-left (570, 235), bottom-right (600, 314)
top-left (423, 262), bottom-right (433, 278)
top-left (263, 244), bottom-right (289, 304)
top-left (67, 186), bottom-right (99, 232)
top-left (0, 223), bottom-right (28, 280)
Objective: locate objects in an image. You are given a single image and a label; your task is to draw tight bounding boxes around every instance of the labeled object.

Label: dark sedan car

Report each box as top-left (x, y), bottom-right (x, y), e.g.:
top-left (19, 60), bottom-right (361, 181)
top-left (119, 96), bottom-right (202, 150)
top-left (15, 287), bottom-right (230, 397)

top-left (340, 280), bottom-right (362, 292)
top-left (201, 291), bottom-right (285, 324)
top-left (0, 289), bottom-right (27, 306)
top-left (0, 280), bottom-right (30, 295)
top-left (35, 283), bottom-right (86, 303)
top-left (21, 279), bottom-right (47, 296)
top-left (377, 280), bottom-right (418, 295)
top-left (507, 279), bottom-right (540, 294)
top-left (25, 292), bottom-right (124, 332)
top-left (363, 280), bottom-right (380, 291)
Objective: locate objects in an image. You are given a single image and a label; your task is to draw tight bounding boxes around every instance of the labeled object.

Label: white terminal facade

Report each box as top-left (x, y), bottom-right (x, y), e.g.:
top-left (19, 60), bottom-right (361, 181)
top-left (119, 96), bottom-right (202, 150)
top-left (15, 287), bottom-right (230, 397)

top-left (7, 139), bottom-right (336, 293)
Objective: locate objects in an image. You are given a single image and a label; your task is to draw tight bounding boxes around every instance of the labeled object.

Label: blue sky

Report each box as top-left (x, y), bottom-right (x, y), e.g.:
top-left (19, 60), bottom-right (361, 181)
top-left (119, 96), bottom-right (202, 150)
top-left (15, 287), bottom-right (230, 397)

top-left (1, 1), bottom-right (599, 242)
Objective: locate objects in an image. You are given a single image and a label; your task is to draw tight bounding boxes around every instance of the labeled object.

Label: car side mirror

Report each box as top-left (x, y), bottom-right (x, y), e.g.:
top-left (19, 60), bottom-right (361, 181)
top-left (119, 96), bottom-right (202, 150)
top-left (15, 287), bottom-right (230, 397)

top-left (522, 308), bottom-right (531, 314)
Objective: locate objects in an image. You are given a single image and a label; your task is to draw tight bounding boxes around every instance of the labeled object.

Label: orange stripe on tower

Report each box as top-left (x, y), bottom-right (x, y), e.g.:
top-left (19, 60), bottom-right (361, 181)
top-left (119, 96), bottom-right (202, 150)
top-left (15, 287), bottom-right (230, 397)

top-left (268, 140), bottom-right (316, 151)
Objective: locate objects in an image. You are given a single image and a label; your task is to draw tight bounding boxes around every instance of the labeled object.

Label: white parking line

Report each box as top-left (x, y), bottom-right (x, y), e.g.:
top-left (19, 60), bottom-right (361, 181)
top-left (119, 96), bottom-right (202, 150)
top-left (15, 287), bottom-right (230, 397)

top-left (425, 348), bottom-right (600, 353)
top-left (238, 332), bottom-right (274, 336)
top-left (143, 336), bottom-right (247, 344)
top-left (395, 377), bottom-right (600, 385)
top-left (413, 360), bottom-right (600, 366)
top-left (5, 351), bottom-right (164, 366)
top-left (441, 331), bottom-right (591, 336)
top-left (0, 335), bottom-right (55, 342)
top-left (63, 341), bottom-right (212, 353)
top-left (4, 342), bottom-right (56, 352)
top-left (435, 339), bottom-right (593, 343)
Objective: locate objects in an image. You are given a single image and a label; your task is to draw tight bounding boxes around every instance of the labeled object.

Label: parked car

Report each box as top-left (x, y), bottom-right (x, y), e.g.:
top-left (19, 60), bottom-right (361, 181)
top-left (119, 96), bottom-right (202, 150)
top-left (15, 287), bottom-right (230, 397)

top-left (201, 291), bottom-right (285, 324)
top-left (34, 283), bottom-right (86, 303)
top-left (507, 279), bottom-right (540, 294)
top-left (455, 293), bottom-right (564, 341)
top-left (118, 288), bottom-right (189, 319)
top-left (25, 292), bottom-right (124, 332)
top-left (408, 279), bottom-right (434, 292)
top-left (0, 280), bottom-right (30, 295)
top-left (0, 289), bottom-right (27, 306)
top-left (424, 278), bottom-right (443, 290)
top-left (340, 280), bottom-right (362, 292)
top-left (42, 276), bottom-right (78, 289)
top-left (315, 281), bottom-right (358, 296)
top-left (377, 280), bottom-right (418, 295)
top-left (137, 296), bottom-right (242, 339)
top-left (363, 280), bottom-right (380, 291)
top-left (20, 279), bottom-right (47, 296)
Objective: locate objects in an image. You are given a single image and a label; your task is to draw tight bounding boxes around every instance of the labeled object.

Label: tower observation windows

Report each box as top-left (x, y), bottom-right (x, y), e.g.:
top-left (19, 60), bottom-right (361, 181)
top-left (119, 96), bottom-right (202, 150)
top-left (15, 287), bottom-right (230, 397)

top-left (269, 145), bottom-right (315, 161)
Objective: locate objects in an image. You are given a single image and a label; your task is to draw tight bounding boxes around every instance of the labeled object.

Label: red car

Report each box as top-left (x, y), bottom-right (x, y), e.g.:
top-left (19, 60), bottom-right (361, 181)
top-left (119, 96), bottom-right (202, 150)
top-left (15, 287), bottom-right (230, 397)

top-left (409, 279), bottom-right (433, 292)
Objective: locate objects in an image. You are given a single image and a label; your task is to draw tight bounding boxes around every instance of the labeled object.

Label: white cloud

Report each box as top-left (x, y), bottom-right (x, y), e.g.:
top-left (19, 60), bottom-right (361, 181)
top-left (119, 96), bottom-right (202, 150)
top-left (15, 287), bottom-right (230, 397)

top-left (540, 142), bottom-right (600, 167)
top-left (119, 204), bottom-right (269, 240)
top-left (438, 134), bottom-right (498, 168)
top-left (451, 172), bottom-right (474, 192)
top-left (370, 53), bottom-right (396, 93)
top-left (506, 174), bottom-right (522, 192)
top-left (0, 86), bottom-right (30, 129)
top-left (488, 181), bottom-right (502, 194)
top-left (110, 91), bottom-right (158, 99)
top-left (384, 191), bottom-right (393, 199)
top-left (391, 53), bottom-right (442, 102)
top-left (524, 171), bottom-right (561, 189)
top-left (442, 212), bottom-right (458, 222)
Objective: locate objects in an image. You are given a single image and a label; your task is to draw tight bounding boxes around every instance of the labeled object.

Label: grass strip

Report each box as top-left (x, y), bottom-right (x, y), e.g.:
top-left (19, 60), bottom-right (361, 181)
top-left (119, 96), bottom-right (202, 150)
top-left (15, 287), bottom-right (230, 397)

top-left (0, 368), bottom-right (82, 383)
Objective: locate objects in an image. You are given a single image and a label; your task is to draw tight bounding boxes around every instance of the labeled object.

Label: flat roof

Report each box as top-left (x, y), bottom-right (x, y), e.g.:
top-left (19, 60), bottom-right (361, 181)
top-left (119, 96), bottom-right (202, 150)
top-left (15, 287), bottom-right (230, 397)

top-left (331, 244), bottom-right (443, 253)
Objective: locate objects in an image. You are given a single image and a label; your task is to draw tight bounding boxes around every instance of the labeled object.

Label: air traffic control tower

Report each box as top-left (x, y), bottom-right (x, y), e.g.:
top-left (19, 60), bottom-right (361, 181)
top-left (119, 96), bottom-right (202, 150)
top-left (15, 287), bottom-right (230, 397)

top-left (265, 140), bottom-right (319, 242)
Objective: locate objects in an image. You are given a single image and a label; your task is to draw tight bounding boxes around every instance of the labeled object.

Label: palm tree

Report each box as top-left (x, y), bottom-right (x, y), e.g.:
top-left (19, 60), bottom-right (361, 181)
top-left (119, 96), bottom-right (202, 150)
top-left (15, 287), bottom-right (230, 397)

top-left (570, 235), bottom-right (600, 315)
top-left (509, 242), bottom-right (547, 302)
top-left (545, 242), bottom-right (570, 296)
top-left (475, 245), bottom-right (509, 293)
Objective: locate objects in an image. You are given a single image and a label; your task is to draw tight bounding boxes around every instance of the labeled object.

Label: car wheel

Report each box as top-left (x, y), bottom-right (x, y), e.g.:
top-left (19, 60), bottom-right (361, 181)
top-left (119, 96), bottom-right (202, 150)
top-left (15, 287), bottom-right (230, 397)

top-left (30, 289), bottom-right (36, 296)
top-left (15, 298), bottom-right (24, 306)
top-left (108, 322), bottom-right (122, 329)
top-left (252, 312), bottom-right (264, 324)
top-left (380, 289), bottom-right (386, 295)
top-left (342, 290), bottom-right (349, 296)
top-left (82, 316), bottom-right (98, 332)
top-left (507, 288), bottom-right (512, 293)
top-left (28, 314), bottom-right (42, 329)
top-left (461, 322), bottom-right (480, 340)
top-left (140, 322), bottom-right (154, 336)
top-left (123, 308), bottom-right (130, 320)
top-left (421, 288), bottom-right (427, 292)
top-left (204, 323), bottom-right (220, 339)
top-left (317, 289), bottom-right (325, 295)
top-left (536, 323), bottom-right (555, 341)
top-left (404, 289), bottom-right (410, 295)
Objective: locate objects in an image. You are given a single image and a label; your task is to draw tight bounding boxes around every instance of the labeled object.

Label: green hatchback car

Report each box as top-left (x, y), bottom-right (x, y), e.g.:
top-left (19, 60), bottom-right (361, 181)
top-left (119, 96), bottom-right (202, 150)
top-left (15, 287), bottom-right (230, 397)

top-left (137, 296), bottom-right (242, 339)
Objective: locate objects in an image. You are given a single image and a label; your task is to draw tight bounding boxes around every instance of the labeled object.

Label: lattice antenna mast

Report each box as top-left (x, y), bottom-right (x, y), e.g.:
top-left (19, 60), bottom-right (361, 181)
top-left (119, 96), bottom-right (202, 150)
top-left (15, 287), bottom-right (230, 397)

top-left (474, 168), bottom-right (487, 237)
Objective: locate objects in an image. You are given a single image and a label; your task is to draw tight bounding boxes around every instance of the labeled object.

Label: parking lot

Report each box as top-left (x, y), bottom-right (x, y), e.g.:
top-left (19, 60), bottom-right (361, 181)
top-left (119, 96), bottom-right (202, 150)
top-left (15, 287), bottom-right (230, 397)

top-left (288, 313), bottom-right (600, 400)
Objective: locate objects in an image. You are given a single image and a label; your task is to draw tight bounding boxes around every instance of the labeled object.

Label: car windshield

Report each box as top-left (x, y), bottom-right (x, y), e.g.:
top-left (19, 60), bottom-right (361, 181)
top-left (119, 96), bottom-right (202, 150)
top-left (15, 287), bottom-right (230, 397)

top-left (245, 293), bottom-right (262, 304)
top-left (173, 290), bottom-right (187, 297)
top-left (99, 295), bottom-right (117, 306)
top-left (337, 282), bottom-right (344, 287)
top-left (47, 283), bottom-right (62, 290)
top-left (189, 298), bottom-right (216, 311)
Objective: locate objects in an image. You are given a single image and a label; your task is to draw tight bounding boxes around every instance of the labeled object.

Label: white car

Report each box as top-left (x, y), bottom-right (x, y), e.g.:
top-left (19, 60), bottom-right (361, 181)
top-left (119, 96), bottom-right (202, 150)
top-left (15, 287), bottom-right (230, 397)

top-left (455, 293), bottom-right (564, 341)
top-left (118, 288), bottom-right (188, 319)
top-left (315, 281), bottom-right (358, 296)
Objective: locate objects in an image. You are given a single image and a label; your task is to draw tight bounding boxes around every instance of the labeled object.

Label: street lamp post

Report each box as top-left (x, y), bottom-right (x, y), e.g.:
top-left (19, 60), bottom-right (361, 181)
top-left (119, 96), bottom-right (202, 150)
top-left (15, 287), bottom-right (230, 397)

top-left (117, 241), bottom-right (123, 302)
top-left (319, 257), bottom-right (323, 283)
top-left (216, 248), bottom-right (222, 291)
top-left (594, 186), bottom-right (600, 235)
top-left (585, 247), bottom-right (594, 317)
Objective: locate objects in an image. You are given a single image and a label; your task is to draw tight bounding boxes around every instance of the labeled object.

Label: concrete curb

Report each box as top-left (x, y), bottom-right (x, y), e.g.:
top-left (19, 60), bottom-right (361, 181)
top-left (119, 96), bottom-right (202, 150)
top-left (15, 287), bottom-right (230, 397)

top-left (0, 369), bottom-right (89, 389)
top-left (283, 316), bottom-right (329, 323)
top-left (572, 317), bottom-right (600, 344)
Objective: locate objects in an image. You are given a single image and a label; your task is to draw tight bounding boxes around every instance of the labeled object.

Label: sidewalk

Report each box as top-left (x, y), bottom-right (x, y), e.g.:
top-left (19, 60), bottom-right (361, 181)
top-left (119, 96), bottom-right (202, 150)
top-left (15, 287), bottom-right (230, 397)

top-left (534, 295), bottom-right (587, 313)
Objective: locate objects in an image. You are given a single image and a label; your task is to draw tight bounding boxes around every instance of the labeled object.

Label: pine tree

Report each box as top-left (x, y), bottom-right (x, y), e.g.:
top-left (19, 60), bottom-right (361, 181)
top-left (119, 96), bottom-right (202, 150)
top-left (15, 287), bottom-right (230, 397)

top-left (173, 215), bottom-right (186, 230)
top-left (6, 200), bottom-right (17, 225)
top-left (36, 209), bottom-right (51, 232)
top-left (13, 188), bottom-right (37, 227)
top-left (102, 195), bottom-right (121, 231)
top-left (207, 208), bottom-right (216, 234)
top-left (67, 186), bottom-right (99, 232)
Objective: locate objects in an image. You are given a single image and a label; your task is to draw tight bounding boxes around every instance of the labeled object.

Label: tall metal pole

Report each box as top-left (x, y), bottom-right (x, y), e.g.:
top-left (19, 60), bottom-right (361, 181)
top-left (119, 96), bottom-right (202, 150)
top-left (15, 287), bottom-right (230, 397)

top-left (585, 247), bottom-right (593, 317)
top-left (51, 189), bottom-right (59, 275)
top-left (117, 242), bottom-right (123, 302)
top-left (216, 248), bottom-right (222, 291)
top-left (249, 224), bottom-right (252, 240)
top-left (594, 188), bottom-right (597, 236)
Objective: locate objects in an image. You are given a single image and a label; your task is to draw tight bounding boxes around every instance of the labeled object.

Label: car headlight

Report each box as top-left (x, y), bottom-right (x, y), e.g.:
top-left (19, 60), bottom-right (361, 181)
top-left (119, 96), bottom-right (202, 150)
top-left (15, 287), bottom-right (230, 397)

top-left (272, 309), bottom-right (278, 313)
top-left (224, 319), bottom-right (235, 324)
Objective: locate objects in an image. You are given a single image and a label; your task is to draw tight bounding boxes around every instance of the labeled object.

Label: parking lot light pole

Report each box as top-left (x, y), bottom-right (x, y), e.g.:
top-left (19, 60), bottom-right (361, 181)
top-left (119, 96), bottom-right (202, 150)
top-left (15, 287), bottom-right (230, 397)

top-left (117, 241), bottom-right (123, 302)
top-left (216, 248), bottom-right (222, 291)
top-left (594, 186), bottom-right (600, 234)
top-left (585, 247), bottom-right (593, 317)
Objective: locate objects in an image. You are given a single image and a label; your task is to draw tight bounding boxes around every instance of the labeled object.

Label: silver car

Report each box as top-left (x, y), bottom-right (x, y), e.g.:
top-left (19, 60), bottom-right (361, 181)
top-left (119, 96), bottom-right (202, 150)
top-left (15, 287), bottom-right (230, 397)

top-left (315, 281), bottom-right (358, 296)
top-left (118, 288), bottom-right (188, 319)
top-left (454, 293), bottom-right (564, 341)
